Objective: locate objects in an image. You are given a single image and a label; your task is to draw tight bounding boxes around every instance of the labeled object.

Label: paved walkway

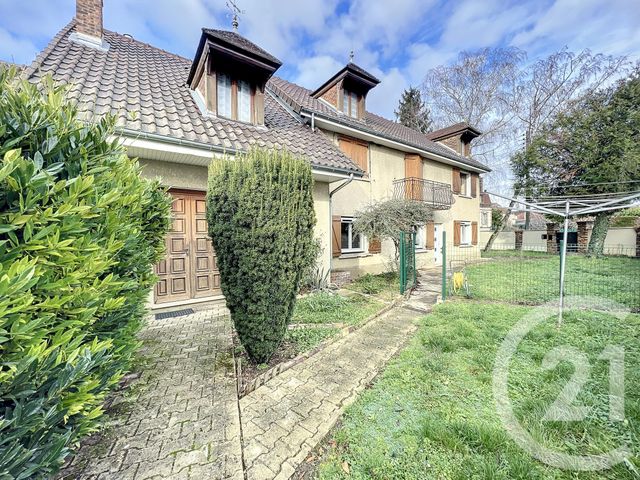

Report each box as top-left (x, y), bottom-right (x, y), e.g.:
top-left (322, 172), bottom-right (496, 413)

top-left (58, 277), bottom-right (439, 480)
top-left (239, 305), bottom-right (426, 480)
top-left (58, 306), bottom-right (243, 480)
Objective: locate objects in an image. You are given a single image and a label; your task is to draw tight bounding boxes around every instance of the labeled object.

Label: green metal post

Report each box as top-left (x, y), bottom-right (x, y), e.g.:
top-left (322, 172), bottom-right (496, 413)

top-left (441, 231), bottom-right (447, 300)
top-left (399, 232), bottom-right (406, 294)
top-left (412, 232), bottom-right (417, 288)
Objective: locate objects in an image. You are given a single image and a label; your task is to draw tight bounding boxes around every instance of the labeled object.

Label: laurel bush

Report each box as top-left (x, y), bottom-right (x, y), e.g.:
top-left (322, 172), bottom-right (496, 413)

top-left (207, 148), bottom-right (316, 362)
top-left (0, 69), bottom-right (171, 478)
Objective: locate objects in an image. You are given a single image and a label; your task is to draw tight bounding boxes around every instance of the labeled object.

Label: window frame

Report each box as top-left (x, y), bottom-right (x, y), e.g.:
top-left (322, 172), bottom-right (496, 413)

top-left (459, 171), bottom-right (471, 197)
top-left (413, 225), bottom-right (427, 251)
top-left (340, 217), bottom-right (365, 253)
top-left (215, 72), bottom-right (255, 123)
top-left (342, 89), bottom-right (360, 119)
top-left (481, 211), bottom-right (490, 227)
top-left (460, 221), bottom-right (472, 246)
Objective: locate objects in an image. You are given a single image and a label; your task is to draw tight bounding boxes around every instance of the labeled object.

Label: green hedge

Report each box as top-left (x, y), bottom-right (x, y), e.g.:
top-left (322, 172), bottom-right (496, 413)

top-left (207, 148), bottom-right (316, 363)
top-left (0, 70), bottom-right (171, 477)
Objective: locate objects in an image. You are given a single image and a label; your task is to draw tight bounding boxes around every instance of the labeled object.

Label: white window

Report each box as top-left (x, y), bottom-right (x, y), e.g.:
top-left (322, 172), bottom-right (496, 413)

top-left (481, 211), bottom-right (490, 227)
top-left (237, 80), bottom-right (252, 123)
top-left (460, 221), bottom-right (472, 245)
top-left (342, 90), bottom-right (359, 118)
top-left (217, 73), bottom-right (232, 118)
top-left (340, 217), bottom-right (364, 252)
top-left (216, 73), bottom-right (254, 122)
top-left (414, 225), bottom-right (426, 250)
top-left (460, 171), bottom-right (471, 196)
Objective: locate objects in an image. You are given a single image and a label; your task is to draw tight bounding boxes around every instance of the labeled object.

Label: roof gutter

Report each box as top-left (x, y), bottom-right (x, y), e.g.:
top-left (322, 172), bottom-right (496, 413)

top-left (299, 111), bottom-right (491, 174)
top-left (115, 127), bottom-right (363, 178)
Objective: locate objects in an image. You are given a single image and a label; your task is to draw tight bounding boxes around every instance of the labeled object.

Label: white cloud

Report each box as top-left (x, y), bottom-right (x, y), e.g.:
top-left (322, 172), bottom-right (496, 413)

top-left (366, 68), bottom-right (409, 120)
top-left (0, 27), bottom-right (39, 65)
top-left (293, 55), bottom-right (343, 90)
top-left (1, 0), bottom-right (638, 120)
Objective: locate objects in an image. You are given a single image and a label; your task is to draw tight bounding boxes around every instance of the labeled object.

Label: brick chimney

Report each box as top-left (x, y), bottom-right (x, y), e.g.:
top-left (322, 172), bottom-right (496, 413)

top-left (71, 0), bottom-right (108, 50)
top-left (76, 0), bottom-right (103, 38)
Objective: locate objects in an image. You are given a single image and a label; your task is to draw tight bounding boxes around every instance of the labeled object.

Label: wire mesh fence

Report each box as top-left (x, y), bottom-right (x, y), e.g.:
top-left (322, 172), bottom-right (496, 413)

top-left (443, 243), bottom-right (640, 312)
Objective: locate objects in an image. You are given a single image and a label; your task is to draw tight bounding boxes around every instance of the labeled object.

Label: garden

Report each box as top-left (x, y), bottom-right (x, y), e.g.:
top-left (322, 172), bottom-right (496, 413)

top-left (312, 254), bottom-right (640, 479)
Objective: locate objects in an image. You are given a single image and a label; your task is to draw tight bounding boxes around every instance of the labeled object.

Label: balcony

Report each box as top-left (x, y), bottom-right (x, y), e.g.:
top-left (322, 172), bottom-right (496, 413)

top-left (392, 177), bottom-right (454, 210)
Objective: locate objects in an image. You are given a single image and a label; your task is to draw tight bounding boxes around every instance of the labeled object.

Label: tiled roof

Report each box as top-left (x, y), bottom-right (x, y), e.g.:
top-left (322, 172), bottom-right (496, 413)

top-left (268, 77), bottom-right (490, 172)
top-left (23, 22), bottom-right (362, 175)
top-left (425, 122), bottom-right (482, 141)
top-left (0, 60), bottom-right (24, 70)
top-left (201, 29), bottom-right (281, 66)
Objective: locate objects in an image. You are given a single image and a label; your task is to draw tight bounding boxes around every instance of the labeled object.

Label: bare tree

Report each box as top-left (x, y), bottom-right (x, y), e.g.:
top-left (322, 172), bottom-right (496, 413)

top-left (422, 47), bottom-right (526, 183)
top-left (503, 48), bottom-right (629, 229)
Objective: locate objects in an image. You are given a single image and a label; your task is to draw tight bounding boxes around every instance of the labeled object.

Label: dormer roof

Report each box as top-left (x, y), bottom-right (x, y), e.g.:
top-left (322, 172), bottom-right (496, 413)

top-left (186, 28), bottom-right (282, 87)
top-left (311, 62), bottom-right (380, 98)
top-left (426, 122), bottom-right (482, 142)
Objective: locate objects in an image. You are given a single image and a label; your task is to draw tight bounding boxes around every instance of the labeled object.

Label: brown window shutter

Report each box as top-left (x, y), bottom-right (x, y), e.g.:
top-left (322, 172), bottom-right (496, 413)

top-left (332, 216), bottom-right (342, 257)
top-left (254, 85), bottom-right (265, 125)
top-left (206, 70), bottom-right (217, 113)
top-left (425, 222), bottom-right (435, 249)
top-left (452, 168), bottom-right (461, 194)
top-left (471, 174), bottom-right (478, 198)
top-left (453, 221), bottom-right (461, 246)
top-left (338, 137), bottom-right (369, 173)
top-left (368, 237), bottom-right (381, 254)
top-left (472, 222), bottom-right (478, 245)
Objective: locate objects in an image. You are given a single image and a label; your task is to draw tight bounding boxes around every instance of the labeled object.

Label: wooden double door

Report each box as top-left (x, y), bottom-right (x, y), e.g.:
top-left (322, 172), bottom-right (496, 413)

top-left (154, 190), bottom-right (221, 304)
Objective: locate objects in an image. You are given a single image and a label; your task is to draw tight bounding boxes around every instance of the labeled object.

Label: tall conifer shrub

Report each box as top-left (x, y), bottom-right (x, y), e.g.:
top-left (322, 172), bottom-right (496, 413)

top-left (207, 149), bottom-right (316, 362)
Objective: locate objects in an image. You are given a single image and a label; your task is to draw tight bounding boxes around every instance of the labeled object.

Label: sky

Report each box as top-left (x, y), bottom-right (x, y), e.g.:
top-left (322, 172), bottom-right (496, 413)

top-left (0, 0), bottom-right (638, 120)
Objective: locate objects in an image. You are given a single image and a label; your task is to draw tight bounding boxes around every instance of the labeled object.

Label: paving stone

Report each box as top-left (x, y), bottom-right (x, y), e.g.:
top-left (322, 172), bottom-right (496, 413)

top-left (57, 310), bottom-right (243, 480)
top-left (241, 305), bottom-right (423, 479)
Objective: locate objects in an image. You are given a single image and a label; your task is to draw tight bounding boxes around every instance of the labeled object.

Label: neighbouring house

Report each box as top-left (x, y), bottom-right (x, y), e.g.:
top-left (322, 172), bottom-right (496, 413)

top-left (20, 0), bottom-right (490, 309)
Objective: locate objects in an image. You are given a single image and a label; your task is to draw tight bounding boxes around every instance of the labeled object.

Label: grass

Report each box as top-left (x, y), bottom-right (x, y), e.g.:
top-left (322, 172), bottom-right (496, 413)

top-left (345, 272), bottom-right (401, 302)
top-left (318, 301), bottom-right (640, 479)
top-left (293, 292), bottom-right (385, 326)
top-left (460, 255), bottom-right (640, 309)
top-left (279, 292), bottom-right (386, 357)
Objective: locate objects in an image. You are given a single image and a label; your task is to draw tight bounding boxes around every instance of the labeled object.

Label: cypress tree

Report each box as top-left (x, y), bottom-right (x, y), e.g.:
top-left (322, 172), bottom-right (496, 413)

top-left (207, 148), bottom-right (316, 362)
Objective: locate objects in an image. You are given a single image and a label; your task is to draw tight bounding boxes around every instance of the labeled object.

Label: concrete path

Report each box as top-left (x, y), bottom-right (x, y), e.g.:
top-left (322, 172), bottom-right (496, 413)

top-left (239, 302), bottom-right (430, 480)
top-left (58, 307), bottom-right (244, 480)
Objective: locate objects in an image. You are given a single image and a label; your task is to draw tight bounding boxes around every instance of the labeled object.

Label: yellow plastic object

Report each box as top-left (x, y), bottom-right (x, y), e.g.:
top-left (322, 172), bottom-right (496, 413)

top-left (452, 271), bottom-right (465, 294)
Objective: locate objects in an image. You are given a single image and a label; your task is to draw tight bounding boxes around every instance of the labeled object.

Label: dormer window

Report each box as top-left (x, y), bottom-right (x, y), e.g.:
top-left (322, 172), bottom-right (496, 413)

top-left (311, 63), bottom-right (380, 121)
top-left (342, 90), bottom-right (359, 118)
top-left (187, 28), bottom-right (282, 126)
top-left (217, 73), bottom-right (253, 123)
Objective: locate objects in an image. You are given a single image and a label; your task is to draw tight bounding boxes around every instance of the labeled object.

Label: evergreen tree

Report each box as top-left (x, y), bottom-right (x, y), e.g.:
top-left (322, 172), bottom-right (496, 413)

top-left (395, 87), bottom-right (433, 133)
top-left (512, 67), bottom-right (640, 255)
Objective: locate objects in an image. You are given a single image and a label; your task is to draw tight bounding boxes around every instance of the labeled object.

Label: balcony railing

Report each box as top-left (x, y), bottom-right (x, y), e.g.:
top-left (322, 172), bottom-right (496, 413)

top-left (392, 177), bottom-right (455, 210)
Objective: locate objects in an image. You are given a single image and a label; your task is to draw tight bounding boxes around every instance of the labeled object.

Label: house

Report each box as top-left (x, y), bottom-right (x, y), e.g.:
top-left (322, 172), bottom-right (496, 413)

top-left (22, 0), bottom-right (490, 309)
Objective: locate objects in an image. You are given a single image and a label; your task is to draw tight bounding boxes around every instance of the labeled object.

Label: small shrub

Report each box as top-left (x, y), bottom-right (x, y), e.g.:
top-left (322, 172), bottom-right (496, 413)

top-left (207, 148), bottom-right (316, 363)
top-left (0, 70), bottom-right (171, 477)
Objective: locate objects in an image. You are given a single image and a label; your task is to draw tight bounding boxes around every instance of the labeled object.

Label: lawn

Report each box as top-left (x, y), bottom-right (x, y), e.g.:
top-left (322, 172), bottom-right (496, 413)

top-left (318, 302), bottom-right (640, 479)
top-left (344, 272), bottom-right (401, 302)
top-left (293, 292), bottom-right (385, 327)
top-left (283, 292), bottom-right (385, 356)
top-left (462, 255), bottom-right (640, 309)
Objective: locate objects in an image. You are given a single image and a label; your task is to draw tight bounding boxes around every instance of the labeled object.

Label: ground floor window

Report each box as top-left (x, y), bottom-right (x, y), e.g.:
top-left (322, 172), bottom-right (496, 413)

top-left (341, 217), bottom-right (364, 252)
top-left (460, 221), bottom-right (472, 245)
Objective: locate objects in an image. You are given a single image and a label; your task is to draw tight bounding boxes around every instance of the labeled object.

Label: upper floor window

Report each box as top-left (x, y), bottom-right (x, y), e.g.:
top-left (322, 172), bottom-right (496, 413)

top-left (342, 90), bottom-right (359, 118)
top-left (460, 171), bottom-right (471, 196)
top-left (216, 73), bottom-right (253, 123)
